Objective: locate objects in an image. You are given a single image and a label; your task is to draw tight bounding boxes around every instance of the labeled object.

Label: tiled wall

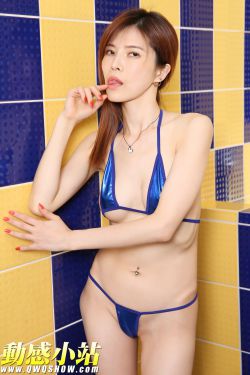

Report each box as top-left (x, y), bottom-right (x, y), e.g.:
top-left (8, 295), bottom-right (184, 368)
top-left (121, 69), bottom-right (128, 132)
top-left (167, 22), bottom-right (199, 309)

top-left (0, 0), bottom-right (249, 374)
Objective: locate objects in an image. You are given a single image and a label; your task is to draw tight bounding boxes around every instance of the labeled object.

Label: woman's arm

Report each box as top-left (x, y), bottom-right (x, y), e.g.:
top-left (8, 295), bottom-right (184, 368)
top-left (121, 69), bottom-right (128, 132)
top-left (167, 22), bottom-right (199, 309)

top-left (29, 113), bottom-right (98, 216)
top-left (29, 112), bottom-right (76, 214)
top-left (67, 114), bottom-right (213, 251)
top-left (67, 213), bottom-right (165, 250)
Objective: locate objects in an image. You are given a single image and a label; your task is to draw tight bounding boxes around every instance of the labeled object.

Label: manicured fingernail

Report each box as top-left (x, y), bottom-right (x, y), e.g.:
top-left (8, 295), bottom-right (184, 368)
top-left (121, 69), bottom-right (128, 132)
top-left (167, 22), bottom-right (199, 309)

top-left (8, 210), bottom-right (15, 215)
top-left (90, 100), bottom-right (94, 108)
top-left (3, 217), bottom-right (10, 221)
top-left (4, 229), bottom-right (11, 233)
top-left (16, 246), bottom-right (21, 251)
top-left (84, 97), bottom-right (87, 102)
top-left (38, 203), bottom-right (45, 209)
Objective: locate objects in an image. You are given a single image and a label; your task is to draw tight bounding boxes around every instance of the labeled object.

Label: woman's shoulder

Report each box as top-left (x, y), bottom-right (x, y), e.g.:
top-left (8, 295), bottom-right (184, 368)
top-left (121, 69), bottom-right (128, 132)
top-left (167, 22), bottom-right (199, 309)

top-left (162, 110), bottom-right (207, 151)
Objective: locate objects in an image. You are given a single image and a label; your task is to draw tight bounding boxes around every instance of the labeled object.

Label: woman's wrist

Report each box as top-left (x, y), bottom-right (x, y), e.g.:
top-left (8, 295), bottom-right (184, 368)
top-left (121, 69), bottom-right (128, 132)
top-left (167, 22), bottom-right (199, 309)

top-left (58, 111), bottom-right (77, 128)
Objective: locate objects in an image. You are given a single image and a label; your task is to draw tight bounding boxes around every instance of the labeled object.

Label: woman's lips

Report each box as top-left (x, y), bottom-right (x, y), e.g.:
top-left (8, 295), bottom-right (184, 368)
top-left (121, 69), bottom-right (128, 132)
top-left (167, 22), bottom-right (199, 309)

top-left (107, 81), bottom-right (123, 89)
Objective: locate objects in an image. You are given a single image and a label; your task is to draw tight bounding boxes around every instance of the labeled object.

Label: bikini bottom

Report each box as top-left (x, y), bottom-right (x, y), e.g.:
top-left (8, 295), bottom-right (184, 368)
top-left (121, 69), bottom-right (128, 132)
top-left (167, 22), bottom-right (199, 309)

top-left (88, 271), bottom-right (198, 339)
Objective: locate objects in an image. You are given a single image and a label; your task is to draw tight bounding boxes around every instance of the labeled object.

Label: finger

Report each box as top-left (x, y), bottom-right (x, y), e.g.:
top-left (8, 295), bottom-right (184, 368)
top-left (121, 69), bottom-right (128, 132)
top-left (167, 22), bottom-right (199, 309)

top-left (89, 86), bottom-right (104, 101)
top-left (84, 87), bottom-right (94, 108)
top-left (4, 218), bottom-right (34, 233)
top-left (8, 210), bottom-right (37, 226)
top-left (16, 243), bottom-right (41, 251)
top-left (5, 229), bottom-right (33, 241)
top-left (38, 203), bottom-right (58, 220)
top-left (78, 87), bottom-right (86, 102)
top-left (84, 87), bottom-right (92, 105)
top-left (97, 84), bottom-right (109, 89)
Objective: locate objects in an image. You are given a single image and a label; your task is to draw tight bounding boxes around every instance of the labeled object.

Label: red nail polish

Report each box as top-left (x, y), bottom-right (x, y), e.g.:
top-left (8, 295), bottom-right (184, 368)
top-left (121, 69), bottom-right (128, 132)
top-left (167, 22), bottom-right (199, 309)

top-left (4, 229), bottom-right (11, 233)
top-left (39, 203), bottom-right (45, 209)
top-left (16, 246), bottom-right (21, 251)
top-left (3, 217), bottom-right (10, 221)
top-left (84, 97), bottom-right (87, 102)
top-left (8, 210), bottom-right (15, 215)
top-left (90, 100), bottom-right (94, 108)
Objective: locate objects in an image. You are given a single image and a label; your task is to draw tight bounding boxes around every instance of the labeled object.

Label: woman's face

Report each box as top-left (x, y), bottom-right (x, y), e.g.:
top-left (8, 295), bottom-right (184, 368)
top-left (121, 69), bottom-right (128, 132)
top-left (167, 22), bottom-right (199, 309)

top-left (101, 26), bottom-right (159, 103)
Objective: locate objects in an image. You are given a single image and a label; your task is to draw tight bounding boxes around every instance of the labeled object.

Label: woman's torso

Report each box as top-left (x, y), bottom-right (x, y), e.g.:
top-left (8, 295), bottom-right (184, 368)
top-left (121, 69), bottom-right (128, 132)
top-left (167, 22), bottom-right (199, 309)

top-left (90, 110), bottom-right (201, 310)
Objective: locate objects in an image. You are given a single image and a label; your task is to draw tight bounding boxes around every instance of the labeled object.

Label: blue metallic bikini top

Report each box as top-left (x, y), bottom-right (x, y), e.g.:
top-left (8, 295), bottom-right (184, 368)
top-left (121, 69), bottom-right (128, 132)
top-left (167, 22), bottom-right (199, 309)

top-left (100, 109), bottom-right (200, 224)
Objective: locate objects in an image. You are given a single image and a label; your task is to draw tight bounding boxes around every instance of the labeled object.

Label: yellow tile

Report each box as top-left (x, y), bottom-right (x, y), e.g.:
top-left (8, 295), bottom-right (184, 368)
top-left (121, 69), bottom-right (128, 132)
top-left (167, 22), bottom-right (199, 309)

top-left (214, 0), bottom-right (245, 30)
top-left (200, 207), bottom-right (238, 222)
top-left (198, 221), bottom-right (238, 285)
top-left (44, 101), bottom-right (97, 166)
top-left (160, 93), bottom-right (181, 114)
top-left (201, 149), bottom-right (215, 202)
top-left (214, 90), bottom-right (244, 148)
top-left (193, 340), bottom-right (241, 375)
top-left (214, 31), bottom-right (243, 90)
top-left (41, 19), bottom-right (95, 98)
top-left (244, 143), bottom-right (250, 199)
top-left (197, 282), bottom-right (240, 348)
top-left (140, 0), bottom-right (180, 27)
top-left (0, 334), bottom-right (56, 372)
top-left (201, 199), bottom-right (248, 211)
top-left (0, 185), bottom-right (50, 271)
top-left (0, 259), bottom-right (54, 351)
top-left (40, 0), bottom-right (94, 20)
top-left (140, 1), bottom-right (180, 95)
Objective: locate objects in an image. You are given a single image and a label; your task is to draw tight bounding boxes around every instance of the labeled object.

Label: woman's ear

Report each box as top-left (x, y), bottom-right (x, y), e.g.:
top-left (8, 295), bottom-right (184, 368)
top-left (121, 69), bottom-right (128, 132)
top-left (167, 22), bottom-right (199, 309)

top-left (155, 63), bottom-right (171, 83)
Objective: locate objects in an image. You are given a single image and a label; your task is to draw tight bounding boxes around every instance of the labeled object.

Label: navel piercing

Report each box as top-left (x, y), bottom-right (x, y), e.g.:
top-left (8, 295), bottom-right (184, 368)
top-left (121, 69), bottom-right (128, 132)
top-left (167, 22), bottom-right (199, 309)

top-left (133, 266), bottom-right (141, 276)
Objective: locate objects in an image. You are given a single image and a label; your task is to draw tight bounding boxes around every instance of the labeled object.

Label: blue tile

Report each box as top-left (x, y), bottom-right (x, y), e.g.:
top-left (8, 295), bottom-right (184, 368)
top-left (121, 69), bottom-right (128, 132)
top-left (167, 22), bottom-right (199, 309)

top-left (239, 224), bottom-right (250, 289)
top-left (51, 148), bottom-right (101, 329)
top-left (52, 249), bottom-right (98, 330)
top-left (215, 146), bottom-right (243, 201)
top-left (245, 33), bottom-right (250, 87)
top-left (95, 1), bottom-right (139, 22)
top-left (239, 209), bottom-right (250, 224)
top-left (0, 16), bottom-right (43, 101)
top-left (181, 92), bottom-right (214, 148)
top-left (0, 0), bottom-right (39, 16)
top-left (246, 0), bottom-right (250, 31)
top-left (55, 174), bottom-right (101, 231)
top-left (240, 288), bottom-right (250, 352)
top-left (0, 102), bottom-right (44, 187)
top-left (245, 90), bottom-right (250, 142)
top-left (181, 29), bottom-right (213, 91)
top-left (181, 0), bottom-right (213, 28)
top-left (242, 352), bottom-right (250, 375)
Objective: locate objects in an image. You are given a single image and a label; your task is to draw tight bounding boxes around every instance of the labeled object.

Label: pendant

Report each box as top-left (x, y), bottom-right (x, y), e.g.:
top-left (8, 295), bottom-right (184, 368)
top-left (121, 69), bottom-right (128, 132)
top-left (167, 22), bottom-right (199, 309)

top-left (128, 145), bottom-right (133, 153)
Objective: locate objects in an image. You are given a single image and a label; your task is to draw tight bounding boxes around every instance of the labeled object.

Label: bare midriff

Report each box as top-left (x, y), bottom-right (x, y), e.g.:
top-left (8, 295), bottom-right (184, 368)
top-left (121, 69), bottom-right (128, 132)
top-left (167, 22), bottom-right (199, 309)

top-left (90, 111), bottom-right (201, 311)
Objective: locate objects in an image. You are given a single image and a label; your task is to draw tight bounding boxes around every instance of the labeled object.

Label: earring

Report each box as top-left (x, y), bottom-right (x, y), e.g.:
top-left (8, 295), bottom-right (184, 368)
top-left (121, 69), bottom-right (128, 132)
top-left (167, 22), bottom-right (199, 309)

top-left (153, 81), bottom-right (161, 87)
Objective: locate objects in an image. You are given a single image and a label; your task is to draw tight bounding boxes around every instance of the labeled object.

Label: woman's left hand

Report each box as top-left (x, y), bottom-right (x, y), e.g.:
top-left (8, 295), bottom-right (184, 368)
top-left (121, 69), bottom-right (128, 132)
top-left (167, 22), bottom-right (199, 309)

top-left (3, 203), bottom-right (72, 252)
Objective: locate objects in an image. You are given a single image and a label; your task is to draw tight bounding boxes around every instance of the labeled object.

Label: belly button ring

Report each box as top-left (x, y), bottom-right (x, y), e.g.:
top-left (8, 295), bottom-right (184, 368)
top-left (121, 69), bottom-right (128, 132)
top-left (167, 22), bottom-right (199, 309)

top-left (134, 266), bottom-right (141, 276)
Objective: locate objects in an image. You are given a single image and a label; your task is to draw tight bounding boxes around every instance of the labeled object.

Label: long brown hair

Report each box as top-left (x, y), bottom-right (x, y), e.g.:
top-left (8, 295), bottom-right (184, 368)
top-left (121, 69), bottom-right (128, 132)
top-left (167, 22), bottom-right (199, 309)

top-left (88, 7), bottom-right (178, 175)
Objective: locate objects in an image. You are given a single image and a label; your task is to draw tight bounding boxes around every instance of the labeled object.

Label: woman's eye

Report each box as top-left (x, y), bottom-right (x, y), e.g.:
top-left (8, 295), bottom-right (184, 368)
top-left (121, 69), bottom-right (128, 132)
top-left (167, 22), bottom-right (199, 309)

top-left (104, 49), bottom-right (140, 57)
top-left (105, 49), bottom-right (114, 55)
top-left (129, 52), bottom-right (140, 57)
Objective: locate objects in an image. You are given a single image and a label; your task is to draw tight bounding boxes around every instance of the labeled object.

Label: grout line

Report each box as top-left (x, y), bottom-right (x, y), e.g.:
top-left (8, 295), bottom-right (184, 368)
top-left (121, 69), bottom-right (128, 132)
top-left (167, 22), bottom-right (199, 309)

top-left (0, 12), bottom-right (249, 34)
top-left (196, 337), bottom-right (242, 352)
top-left (0, 319), bottom-right (84, 358)
top-left (0, 250), bottom-right (71, 275)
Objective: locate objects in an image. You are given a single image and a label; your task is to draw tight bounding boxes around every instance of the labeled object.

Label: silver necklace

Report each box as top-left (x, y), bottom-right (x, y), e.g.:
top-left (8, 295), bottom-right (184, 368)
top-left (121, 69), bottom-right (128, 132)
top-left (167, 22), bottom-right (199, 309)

top-left (121, 110), bottom-right (161, 153)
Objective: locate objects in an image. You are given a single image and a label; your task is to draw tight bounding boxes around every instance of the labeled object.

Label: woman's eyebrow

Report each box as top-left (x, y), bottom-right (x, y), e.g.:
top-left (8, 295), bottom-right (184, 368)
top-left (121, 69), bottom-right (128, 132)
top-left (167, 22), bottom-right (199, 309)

top-left (106, 43), bottom-right (145, 51)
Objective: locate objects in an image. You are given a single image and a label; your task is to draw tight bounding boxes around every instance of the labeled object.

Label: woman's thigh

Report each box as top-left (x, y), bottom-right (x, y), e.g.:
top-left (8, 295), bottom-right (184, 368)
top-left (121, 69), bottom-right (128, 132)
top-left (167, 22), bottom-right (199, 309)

top-left (139, 296), bottom-right (198, 375)
top-left (79, 276), bottom-right (138, 375)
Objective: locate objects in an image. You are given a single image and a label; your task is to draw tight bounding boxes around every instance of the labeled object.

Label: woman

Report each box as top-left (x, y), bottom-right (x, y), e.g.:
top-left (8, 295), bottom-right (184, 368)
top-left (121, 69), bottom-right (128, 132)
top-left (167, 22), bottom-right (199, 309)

top-left (3, 8), bottom-right (213, 375)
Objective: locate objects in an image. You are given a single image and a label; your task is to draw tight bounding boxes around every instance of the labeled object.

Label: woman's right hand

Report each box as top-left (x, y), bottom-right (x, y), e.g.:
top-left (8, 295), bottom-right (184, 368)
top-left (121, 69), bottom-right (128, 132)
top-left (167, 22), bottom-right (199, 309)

top-left (62, 84), bottom-right (109, 124)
